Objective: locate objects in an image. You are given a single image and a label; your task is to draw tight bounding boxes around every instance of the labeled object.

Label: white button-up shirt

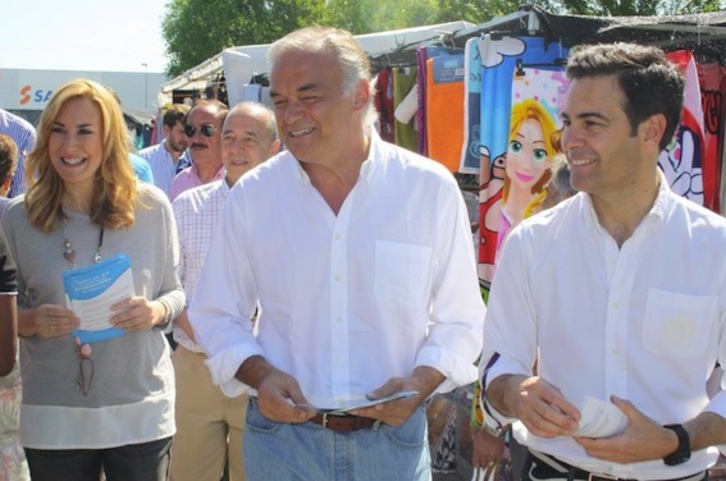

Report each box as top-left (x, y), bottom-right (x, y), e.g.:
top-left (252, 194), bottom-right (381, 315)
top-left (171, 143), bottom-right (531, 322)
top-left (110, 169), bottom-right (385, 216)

top-left (481, 179), bottom-right (726, 479)
top-left (189, 132), bottom-right (485, 408)
top-left (172, 179), bottom-right (230, 352)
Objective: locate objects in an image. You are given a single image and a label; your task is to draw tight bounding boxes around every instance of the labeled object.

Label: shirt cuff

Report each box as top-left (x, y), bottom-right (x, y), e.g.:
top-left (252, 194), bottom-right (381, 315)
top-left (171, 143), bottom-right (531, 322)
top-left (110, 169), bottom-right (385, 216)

top-left (480, 354), bottom-right (530, 428)
top-left (203, 344), bottom-right (264, 398)
top-left (415, 345), bottom-right (479, 394)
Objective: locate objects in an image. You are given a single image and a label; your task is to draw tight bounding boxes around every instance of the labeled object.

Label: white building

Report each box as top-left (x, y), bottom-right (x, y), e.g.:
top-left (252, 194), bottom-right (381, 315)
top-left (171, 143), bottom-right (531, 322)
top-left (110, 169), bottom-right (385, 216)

top-left (0, 67), bottom-right (167, 125)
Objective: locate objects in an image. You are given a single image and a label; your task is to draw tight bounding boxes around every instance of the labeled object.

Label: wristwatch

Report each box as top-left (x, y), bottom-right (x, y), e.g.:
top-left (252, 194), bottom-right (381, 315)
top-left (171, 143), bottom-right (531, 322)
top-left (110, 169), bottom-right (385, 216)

top-left (662, 424), bottom-right (691, 466)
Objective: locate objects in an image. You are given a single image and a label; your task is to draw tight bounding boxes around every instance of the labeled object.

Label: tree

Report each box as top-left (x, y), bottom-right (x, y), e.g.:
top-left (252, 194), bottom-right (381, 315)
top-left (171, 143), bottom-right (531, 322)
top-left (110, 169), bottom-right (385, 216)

top-left (434, 0), bottom-right (524, 24)
top-left (162, 0), bottom-right (325, 77)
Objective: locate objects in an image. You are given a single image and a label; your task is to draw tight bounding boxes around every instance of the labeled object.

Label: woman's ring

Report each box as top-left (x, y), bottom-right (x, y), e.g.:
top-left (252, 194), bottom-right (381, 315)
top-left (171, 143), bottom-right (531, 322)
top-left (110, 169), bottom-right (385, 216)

top-left (50, 326), bottom-right (55, 333)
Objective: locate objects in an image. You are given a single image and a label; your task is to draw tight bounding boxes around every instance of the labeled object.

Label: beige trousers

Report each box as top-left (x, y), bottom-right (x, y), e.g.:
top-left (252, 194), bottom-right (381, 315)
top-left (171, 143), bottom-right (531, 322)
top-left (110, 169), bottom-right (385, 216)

top-left (170, 345), bottom-right (248, 481)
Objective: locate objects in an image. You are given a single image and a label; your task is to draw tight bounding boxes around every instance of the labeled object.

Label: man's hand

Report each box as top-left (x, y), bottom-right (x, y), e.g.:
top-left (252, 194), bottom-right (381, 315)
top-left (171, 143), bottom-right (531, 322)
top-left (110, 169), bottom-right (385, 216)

top-left (173, 308), bottom-right (196, 342)
top-left (236, 356), bottom-right (315, 424)
top-left (489, 375), bottom-right (580, 438)
top-left (576, 396), bottom-right (678, 463)
top-left (351, 366), bottom-right (445, 426)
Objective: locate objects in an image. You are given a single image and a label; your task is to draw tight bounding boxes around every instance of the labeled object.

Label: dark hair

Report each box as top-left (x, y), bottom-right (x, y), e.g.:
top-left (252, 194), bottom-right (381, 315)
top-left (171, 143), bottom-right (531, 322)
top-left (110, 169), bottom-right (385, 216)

top-left (566, 43), bottom-right (684, 151)
top-left (0, 134), bottom-right (17, 182)
top-left (163, 103), bottom-right (191, 129)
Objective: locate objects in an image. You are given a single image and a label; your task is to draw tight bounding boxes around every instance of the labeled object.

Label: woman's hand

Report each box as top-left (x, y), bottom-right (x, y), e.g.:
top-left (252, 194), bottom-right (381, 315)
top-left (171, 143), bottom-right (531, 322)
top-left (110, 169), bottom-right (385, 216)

top-left (110, 296), bottom-right (166, 332)
top-left (27, 304), bottom-right (80, 339)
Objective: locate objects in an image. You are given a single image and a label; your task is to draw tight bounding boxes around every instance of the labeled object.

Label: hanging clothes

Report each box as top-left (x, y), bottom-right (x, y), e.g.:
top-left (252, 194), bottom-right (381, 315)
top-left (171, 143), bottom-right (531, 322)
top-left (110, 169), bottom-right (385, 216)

top-left (460, 37), bottom-right (482, 175)
top-left (698, 62), bottom-right (726, 214)
top-left (476, 34), bottom-right (567, 283)
top-left (661, 50), bottom-right (707, 207)
top-left (374, 68), bottom-right (396, 143)
top-left (392, 66), bottom-right (419, 153)
top-left (426, 54), bottom-right (465, 172)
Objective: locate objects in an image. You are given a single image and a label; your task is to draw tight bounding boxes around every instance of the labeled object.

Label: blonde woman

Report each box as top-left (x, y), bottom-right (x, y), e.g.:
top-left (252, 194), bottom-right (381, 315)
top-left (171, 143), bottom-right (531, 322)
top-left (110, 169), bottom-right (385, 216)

top-left (1, 79), bottom-right (184, 481)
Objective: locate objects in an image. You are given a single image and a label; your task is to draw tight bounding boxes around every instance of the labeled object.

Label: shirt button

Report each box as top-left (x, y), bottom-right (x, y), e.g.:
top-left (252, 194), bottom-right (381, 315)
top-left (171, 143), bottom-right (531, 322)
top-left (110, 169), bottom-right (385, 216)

top-left (335, 233), bottom-right (342, 240)
top-left (336, 358), bottom-right (345, 366)
top-left (336, 316), bottom-right (343, 323)
top-left (335, 274), bottom-right (342, 282)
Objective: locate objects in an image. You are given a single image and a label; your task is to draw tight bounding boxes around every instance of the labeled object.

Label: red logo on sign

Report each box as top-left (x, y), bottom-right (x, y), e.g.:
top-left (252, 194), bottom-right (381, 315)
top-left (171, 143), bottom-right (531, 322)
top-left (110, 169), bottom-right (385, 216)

top-left (19, 85), bottom-right (31, 105)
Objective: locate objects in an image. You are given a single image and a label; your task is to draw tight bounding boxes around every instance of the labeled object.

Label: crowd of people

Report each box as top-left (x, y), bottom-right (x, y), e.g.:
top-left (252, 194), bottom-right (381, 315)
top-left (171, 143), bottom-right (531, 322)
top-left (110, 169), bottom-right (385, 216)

top-left (0, 26), bottom-right (725, 481)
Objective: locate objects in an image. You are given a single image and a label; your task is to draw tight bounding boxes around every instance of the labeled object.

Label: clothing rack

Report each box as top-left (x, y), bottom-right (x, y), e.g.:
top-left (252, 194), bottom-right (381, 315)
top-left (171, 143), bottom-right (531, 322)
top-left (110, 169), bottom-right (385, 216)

top-left (515, 58), bottom-right (567, 76)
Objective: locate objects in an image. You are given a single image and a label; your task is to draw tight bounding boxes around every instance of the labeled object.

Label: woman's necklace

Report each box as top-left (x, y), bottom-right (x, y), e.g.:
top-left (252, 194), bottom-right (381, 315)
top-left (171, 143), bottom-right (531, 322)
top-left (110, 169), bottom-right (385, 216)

top-left (62, 219), bottom-right (104, 268)
top-left (61, 217), bottom-right (105, 396)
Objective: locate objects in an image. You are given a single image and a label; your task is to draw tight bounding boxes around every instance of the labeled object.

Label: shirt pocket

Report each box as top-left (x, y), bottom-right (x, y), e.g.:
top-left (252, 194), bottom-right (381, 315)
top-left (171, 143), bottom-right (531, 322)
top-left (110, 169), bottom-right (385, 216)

top-left (642, 288), bottom-right (717, 359)
top-left (374, 241), bottom-right (432, 313)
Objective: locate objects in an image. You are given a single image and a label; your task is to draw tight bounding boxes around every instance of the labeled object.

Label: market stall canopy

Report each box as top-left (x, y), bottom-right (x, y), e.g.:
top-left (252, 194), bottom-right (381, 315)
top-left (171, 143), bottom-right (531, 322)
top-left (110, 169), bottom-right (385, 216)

top-left (451, 6), bottom-right (726, 62)
top-left (159, 21), bottom-right (473, 107)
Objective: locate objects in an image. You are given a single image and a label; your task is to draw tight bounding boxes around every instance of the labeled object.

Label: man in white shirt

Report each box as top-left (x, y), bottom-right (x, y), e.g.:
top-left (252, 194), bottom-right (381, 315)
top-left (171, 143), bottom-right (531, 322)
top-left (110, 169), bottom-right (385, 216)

top-left (189, 26), bottom-right (484, 481)
top-left (482, 43), bottom-right (726, 481)
top-left (171, 102), bottom-right (280, 481)
top-left (138, 104), bottom-right (191, 198)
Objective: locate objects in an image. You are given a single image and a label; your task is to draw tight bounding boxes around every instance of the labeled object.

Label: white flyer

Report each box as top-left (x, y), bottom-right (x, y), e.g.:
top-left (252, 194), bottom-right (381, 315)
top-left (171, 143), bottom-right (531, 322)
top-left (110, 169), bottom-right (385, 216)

top-left (575, 396), bottom-right (629, 438)
top-left (63, 254), bottom-right (135, 343)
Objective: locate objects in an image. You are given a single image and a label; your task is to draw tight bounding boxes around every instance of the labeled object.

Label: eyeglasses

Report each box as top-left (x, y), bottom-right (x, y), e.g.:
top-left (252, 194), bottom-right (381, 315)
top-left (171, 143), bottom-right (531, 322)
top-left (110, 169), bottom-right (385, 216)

top-left (184, 123), bottom-right (216, 138)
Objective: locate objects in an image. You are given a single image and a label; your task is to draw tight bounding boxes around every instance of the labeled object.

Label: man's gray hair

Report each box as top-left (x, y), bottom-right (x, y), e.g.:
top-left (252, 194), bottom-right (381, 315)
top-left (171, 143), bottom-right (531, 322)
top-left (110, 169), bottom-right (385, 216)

top-left (268, 26), bottom-right (378, 128)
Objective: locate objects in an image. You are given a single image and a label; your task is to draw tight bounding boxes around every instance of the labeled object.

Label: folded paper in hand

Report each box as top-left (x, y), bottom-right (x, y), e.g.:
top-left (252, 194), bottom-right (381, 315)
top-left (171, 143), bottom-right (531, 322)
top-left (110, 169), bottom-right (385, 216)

top-left (299, 390), bottom-right (419, 415)
top-left (575, 396), bottom-right (628, 438)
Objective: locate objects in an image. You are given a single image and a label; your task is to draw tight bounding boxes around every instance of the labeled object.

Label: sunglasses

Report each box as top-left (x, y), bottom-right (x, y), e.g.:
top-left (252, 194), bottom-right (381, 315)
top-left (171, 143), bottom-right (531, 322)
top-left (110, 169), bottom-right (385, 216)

top-left (184, 123), bottom-right (216, 138)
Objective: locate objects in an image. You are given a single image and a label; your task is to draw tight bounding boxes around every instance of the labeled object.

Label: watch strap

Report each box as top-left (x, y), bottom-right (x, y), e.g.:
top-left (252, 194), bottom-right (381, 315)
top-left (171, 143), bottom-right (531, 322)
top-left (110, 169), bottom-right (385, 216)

top-left (662, 423), bottom-right (691, 466)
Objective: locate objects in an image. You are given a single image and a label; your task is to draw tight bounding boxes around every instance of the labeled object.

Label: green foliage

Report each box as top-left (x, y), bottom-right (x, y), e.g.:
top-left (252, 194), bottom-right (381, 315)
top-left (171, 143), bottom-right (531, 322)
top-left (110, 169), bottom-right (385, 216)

top-left (434, 0), bottom-right (524, 24)
top-left (162, 0), bottom-right (325, 77)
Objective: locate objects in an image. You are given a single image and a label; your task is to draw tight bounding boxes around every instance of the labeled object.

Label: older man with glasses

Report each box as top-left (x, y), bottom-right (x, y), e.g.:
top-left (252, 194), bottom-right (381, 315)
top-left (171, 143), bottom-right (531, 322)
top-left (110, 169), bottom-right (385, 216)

top-left (170, 100), bottom-right (228, 201)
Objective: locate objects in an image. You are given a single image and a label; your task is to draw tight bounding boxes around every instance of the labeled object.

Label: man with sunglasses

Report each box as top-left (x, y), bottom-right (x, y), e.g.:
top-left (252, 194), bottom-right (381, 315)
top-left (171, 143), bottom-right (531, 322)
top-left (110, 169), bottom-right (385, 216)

top-left (170, 100), bottom-right (227, 201)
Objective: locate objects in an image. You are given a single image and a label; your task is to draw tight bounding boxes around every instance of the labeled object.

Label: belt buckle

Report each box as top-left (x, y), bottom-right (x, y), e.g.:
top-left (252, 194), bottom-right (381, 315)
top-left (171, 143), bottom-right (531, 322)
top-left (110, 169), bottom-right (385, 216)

top-left (588, 473), bottom-right (619, 481)
top-left (322, 413), bottom-right (329, 429)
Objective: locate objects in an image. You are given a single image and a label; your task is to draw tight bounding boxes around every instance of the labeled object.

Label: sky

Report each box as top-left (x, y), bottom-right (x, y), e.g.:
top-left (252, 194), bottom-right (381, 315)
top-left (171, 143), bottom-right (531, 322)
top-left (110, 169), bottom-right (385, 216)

top-left (2, 0), bottom-right (169, 75)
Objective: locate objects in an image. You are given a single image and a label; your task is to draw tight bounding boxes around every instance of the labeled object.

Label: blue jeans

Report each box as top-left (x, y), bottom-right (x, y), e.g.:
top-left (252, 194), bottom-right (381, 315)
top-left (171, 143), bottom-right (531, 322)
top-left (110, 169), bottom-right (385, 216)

top-left (24, 437), bottom-right (172, 481)
top-left (244, 398), bottom-right (431, 481)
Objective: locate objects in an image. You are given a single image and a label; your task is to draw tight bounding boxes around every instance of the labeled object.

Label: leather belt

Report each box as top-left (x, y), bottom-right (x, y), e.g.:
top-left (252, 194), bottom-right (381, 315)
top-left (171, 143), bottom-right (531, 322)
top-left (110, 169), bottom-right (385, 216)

top-left (309, 413), bottom-right (378, 432)
top-left (526, 449), bottom-right (706, 481)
